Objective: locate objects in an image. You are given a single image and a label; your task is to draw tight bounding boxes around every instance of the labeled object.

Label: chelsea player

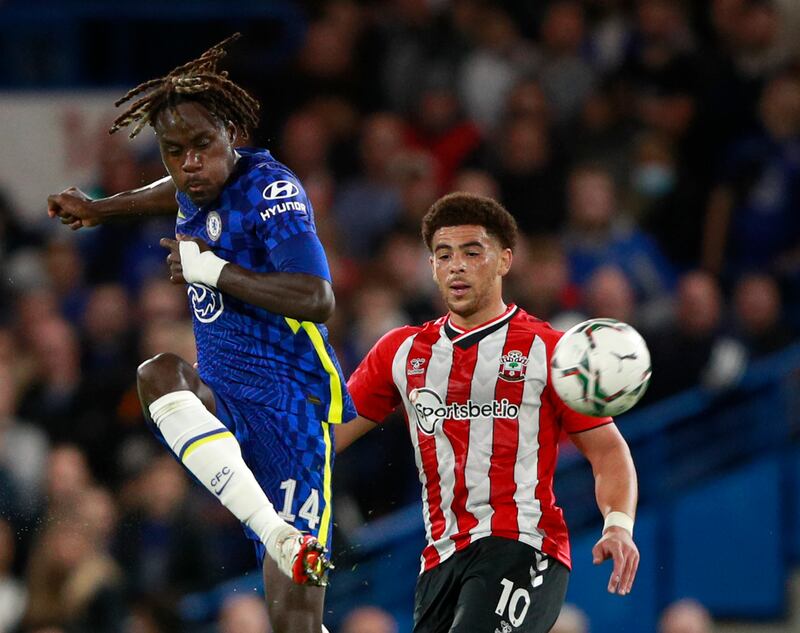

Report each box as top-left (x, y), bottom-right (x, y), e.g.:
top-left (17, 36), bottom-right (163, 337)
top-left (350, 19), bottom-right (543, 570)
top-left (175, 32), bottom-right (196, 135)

top-left (47, 35), bottom-right (355, 632)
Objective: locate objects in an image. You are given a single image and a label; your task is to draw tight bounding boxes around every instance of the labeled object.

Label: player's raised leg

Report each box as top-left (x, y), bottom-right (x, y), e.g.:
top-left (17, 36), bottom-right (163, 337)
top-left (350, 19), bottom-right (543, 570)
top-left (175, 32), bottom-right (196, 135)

top-left (263, 554), bottom-right (326, 633)
top-left (136, 352), bottom-right (331, 586)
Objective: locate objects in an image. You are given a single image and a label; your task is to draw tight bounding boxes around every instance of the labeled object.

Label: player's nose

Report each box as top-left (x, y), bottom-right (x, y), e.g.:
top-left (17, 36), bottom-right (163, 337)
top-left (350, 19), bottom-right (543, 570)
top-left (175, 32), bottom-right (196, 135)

top-left (449, 255), bottom-right (466, 273)
top-left (182, 151), bottom-right (202, 172)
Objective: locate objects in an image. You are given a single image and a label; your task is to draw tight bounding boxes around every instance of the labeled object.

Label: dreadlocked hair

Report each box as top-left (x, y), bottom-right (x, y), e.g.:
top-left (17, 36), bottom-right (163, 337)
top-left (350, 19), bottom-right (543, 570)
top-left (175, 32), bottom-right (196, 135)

top-left (109, 33), bottom-right (260, 139)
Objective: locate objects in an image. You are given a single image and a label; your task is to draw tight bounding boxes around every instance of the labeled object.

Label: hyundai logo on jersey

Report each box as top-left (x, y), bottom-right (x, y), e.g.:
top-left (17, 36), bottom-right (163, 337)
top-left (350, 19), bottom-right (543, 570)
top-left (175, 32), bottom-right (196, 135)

top-left (263, 180), bottom-right (300, 200)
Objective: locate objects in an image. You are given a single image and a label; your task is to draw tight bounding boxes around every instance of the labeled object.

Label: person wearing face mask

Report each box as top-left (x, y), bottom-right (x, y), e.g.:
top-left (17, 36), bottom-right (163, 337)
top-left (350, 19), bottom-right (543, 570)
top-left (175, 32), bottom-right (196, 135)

top-left (626, 132), bottom-right (705, 268)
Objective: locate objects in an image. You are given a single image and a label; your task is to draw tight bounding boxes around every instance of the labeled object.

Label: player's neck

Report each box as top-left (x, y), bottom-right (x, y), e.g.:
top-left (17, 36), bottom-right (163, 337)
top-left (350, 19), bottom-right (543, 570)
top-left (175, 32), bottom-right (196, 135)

top-left (448, 299), bottom-right (508, 331)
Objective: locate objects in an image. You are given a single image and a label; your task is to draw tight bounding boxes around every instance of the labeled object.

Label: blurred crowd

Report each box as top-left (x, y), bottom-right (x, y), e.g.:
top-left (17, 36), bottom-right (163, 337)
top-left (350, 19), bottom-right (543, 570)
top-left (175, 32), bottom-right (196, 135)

top-left (0, 0), bottom-right (799, 631)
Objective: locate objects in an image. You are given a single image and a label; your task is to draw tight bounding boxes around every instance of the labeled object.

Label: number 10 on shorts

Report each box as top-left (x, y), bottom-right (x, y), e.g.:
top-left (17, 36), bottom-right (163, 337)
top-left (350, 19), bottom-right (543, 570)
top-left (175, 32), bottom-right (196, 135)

top-left (495, 578), bottom-right (531, 627)
top-left (277, 478), bottom-right (321, 529)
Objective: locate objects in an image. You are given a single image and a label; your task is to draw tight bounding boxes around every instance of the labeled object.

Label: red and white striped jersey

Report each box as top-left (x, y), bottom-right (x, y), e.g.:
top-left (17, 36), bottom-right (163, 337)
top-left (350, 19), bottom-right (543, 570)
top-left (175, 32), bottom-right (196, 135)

top-left (347, 304), bottom-right (610, 573)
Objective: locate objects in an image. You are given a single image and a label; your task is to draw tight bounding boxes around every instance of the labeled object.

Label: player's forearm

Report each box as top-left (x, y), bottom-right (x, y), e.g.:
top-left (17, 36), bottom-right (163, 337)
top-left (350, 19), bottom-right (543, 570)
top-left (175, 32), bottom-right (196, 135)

top-left (92, 176), bottom-right (178, 218)
top-left (217, 265), bottom-right (335, 323)
top-left (334, 416), bottom-right (378, 453)
top-left (591, 442), bottom-right (638, 519)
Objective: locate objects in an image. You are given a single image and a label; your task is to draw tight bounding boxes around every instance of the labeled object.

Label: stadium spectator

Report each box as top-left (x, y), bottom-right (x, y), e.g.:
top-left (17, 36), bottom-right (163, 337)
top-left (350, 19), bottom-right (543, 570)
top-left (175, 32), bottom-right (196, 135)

top-left (732, 273), bottom-right (797, 357)
top-left (658, 598), bottom-right (713, 633)
top-left (559, 81), bottom-right (634, 187)
top-left (645, 271), bottom-right (745, 401)
top-left (137, 276), bottom-right (189, 324)
top-left (279, 109), bottom-right (332, 183)
top-left (340, 605), bottom-right (398, 633)
top-left (0, 358), bottom-right (48, 519)
top-left (563, 163), bottom-right (675, 305)
top-left (458, 4), bottom-right (539, 131)
top-left (538, 1), bottom-right (596, 124)
top-left (17, 317), bottom-right (84, 442)
top-left (452, 168), bottom-right (500, 200)
top-left (583, 265), bottom-right (637, 324)
top-left (218, 594), bottom-right (272, 633)
top-left (702, 72), bottom-right (800, 280)
top-left (334, 113), bottom-right (406, 259)
top-left (0, 518), bottom-right (26, 632)
top-left (505, 236), bottom-right (581, 328)
top-left (44, 445), bottom-right (92, 512)
top-left (22, 505), bottom-right (127, 632)
top-left (115, 454), bottom-right (217, 598)
top-left (550, 603), bottom-right (589, 633)
top-left (494, 114), bottom-right (566, 235)
top-left (405, 75), bottom-right (483, 191)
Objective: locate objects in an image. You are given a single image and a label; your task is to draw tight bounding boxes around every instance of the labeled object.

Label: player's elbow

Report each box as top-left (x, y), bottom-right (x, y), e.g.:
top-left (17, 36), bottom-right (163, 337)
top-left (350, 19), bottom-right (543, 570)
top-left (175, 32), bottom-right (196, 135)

top-left (308, 279), bottom-right (335, 323)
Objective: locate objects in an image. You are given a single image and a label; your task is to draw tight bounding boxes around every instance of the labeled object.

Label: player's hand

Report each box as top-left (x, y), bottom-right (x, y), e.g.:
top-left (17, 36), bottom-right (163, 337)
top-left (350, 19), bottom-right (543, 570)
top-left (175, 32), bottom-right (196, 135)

top-left (159, 237), bottom-right (186, 284)
top-left (47, 187), bottom-right (101, 230)
top-left (161, 235), bottom-right (226, 286)
top-left (592, 526), bottom-right (639, 595)
top-left (160, 235), bottom-right (211, 283)
top-left (176, 233), bottom-right (211, 251)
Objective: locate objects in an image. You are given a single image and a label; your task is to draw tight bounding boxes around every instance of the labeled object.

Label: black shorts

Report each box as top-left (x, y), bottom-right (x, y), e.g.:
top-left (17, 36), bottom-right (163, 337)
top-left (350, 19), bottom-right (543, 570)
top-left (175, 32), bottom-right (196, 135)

top-left (413, 537), bottom-right (569, 633)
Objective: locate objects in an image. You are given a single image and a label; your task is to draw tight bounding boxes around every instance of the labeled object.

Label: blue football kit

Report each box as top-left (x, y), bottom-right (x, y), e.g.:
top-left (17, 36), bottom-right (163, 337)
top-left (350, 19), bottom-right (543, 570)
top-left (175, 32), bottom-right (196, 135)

top-left (172, 147), bottom-right (356, 558)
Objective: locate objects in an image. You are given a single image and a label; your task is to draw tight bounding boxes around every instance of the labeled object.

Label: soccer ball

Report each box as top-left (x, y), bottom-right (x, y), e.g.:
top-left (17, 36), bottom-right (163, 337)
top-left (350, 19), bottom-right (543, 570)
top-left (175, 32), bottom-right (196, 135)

top-left (550, 318), bottom-right (652, 417)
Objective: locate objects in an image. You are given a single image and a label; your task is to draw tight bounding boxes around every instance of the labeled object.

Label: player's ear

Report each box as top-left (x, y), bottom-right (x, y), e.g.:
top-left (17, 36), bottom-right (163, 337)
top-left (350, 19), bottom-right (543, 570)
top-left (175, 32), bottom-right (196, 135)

top-left (499, 248), bottom-right (513, 277)
top-left (226, 121), bottom-right (238, 145)
top-left (429, 255), bottom-right (437, 280)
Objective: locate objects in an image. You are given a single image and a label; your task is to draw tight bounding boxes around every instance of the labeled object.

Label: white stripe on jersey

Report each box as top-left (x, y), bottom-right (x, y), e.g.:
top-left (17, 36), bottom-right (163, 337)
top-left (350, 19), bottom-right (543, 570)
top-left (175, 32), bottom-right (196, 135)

top-left (514, 335), bottom-right (547, 550)
top-left (464, 323), bottom-right (509, 540)
top-left (392, 334), bottom-right (436, 546)
top-left (424, 331), bottom-right (457, 564)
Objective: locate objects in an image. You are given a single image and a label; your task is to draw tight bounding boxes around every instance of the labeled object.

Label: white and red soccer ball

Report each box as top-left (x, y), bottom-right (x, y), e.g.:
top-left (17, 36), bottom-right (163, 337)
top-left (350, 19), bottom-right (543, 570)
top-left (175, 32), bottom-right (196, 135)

top-left (550, 318), bottom-right (652, 417)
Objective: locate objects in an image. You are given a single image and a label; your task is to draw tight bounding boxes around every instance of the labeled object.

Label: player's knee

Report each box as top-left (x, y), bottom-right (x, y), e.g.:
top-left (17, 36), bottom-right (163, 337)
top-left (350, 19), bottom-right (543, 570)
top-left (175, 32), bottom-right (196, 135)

top-left (137, 352), bottom-right (196, 402)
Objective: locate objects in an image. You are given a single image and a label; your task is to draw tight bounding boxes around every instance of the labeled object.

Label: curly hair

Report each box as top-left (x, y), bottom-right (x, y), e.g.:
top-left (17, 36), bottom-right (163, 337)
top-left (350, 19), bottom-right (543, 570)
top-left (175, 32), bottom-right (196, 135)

top-left (109, 33), bottom-right (259, 139)
top-left (421, 192), bottom-right (518, 251)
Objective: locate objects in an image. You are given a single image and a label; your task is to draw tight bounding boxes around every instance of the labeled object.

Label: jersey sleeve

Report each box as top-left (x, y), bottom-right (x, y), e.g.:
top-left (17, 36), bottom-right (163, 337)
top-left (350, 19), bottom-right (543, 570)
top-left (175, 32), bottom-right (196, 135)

top-left (347, 329), bottom-right (408, 423)
top-left (248, 169), bottom-right (319, 253)
top-left (269, 231), bottom-right (332, 281)
top-left (559, 403), bottom-right (612, 434)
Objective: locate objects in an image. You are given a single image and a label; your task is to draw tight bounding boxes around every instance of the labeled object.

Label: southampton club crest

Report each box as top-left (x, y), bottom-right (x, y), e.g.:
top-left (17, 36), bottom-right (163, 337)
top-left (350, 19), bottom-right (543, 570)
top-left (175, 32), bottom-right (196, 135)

top-left (188, 283), bottom-right (224, 323)
top-left (499, 350), bottom-right (528, 382)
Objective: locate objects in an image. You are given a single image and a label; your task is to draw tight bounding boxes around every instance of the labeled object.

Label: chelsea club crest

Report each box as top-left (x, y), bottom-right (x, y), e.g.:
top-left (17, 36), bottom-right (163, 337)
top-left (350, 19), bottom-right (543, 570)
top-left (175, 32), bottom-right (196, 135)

top-left (206, 211), bottom-right (222, 241)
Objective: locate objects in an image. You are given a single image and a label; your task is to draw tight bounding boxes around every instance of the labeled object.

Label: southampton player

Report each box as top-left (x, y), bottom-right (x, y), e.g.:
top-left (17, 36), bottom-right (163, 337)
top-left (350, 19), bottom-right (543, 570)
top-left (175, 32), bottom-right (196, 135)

top-left (46, 35), bottom-right (356, 632)
top-left (338, 193), bottom-right (639, 633)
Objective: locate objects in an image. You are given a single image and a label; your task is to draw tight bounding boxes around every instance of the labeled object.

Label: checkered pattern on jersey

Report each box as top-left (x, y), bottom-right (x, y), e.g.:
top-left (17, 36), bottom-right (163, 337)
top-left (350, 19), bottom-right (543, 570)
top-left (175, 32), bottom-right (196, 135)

top-left (214, 394), bottom-right (334, 552)
top-left (174, 148), bottom-right (356, 422)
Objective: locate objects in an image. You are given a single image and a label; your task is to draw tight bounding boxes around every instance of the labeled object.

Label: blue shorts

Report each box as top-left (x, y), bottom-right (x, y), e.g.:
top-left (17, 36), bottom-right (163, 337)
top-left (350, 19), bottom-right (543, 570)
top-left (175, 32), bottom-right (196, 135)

top-left (212, 392), bottom-right (335, 565)
top-left (149, 390), bottom-right (335, 567)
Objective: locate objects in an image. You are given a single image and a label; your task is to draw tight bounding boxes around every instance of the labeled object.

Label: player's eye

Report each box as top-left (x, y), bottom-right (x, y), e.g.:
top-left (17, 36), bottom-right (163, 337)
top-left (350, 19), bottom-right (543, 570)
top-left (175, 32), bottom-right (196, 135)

top-left (467, 251), bottom-right (480, 257)
top-left (437, 253), bottom-right (451, 261)
top-left (165, 146), bottom-right (181, 156)
top-left (197, 138), bottom-right (211, 148)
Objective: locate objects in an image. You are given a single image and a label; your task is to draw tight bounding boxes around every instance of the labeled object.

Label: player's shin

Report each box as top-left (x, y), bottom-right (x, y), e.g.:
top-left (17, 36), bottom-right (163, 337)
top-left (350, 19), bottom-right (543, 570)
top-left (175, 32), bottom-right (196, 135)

top-left (147, 390), bottom-right (330, 584)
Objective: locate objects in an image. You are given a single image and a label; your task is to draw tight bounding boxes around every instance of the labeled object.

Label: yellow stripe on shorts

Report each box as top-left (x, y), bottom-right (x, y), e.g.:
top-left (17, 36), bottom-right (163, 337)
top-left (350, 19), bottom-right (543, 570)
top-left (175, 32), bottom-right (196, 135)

top-left (318, 422), bottom-right (333, 546)
top-left (284, 318), bottom-right (344, 424)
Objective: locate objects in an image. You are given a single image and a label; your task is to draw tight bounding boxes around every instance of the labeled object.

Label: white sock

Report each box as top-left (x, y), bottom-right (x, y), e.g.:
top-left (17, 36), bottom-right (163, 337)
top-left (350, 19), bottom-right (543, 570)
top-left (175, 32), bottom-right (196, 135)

top-left (148, 391), bottom-right (290, 554)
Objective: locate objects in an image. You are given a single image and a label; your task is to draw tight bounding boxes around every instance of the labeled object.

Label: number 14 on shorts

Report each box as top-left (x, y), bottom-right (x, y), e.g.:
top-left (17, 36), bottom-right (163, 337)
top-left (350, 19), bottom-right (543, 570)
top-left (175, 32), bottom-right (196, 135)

top-left (277, 478), bottom-right (321, 529)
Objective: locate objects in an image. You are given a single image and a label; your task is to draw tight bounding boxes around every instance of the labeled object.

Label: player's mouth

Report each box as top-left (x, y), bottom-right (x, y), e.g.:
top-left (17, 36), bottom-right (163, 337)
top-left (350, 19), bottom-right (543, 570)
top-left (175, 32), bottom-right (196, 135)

top-left (185, 179), bottom-right (209, 194)
top-left (448, 281), bottom-right (471, 298)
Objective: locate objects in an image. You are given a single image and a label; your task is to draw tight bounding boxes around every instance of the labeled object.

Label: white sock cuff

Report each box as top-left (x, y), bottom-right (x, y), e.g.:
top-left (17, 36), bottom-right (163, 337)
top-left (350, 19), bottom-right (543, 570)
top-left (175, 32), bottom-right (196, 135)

top-left (148, 390), bottom-right (204, 427)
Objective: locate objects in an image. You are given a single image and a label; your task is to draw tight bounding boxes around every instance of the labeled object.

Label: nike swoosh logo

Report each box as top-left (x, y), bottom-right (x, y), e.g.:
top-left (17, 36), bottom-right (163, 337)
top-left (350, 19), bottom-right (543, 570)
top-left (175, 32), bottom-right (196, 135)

top-left (177, 210), bottom-right (186, 219)
top-left (214, 471), bottom-right (234, 496)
